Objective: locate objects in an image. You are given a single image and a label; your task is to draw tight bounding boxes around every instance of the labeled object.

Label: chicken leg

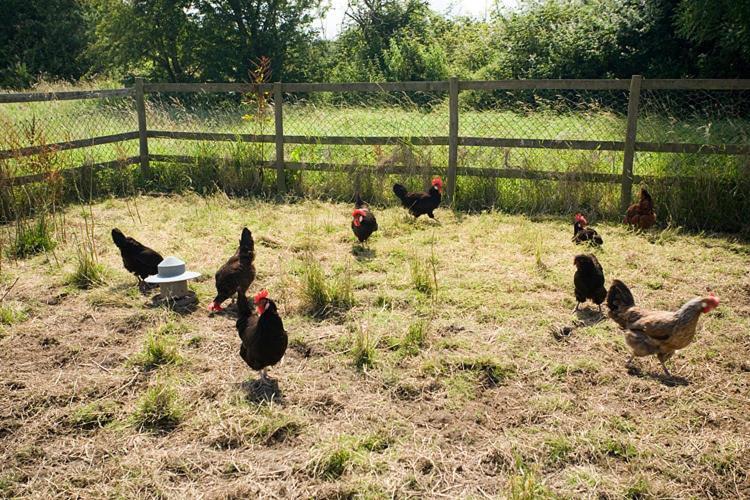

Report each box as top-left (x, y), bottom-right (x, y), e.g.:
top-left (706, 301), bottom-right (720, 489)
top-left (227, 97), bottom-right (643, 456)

top-left (657, 352), bottom-right (674, 378)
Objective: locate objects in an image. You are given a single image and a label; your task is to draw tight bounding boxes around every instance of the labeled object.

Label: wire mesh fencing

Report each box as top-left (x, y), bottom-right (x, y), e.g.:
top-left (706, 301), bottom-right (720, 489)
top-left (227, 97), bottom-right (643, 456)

top-left (1, 78), bottom-right (748, 230)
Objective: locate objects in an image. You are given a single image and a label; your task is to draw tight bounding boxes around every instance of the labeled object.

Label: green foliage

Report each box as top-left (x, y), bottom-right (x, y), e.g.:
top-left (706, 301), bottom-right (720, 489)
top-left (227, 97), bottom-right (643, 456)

top-left (8, 217), bottom-right (55, 259)
top-left (308, 432), bottom-right (392, 480)
top-left (0, 0), bottom-right (91, 87)
top-left (351, 325), bottom-right (376, 370)
top-left (89, 0), bottom-right (324, 83)
top-left (301, 258), bottom-right (354, 317)
top-left (398, 320), bottom-right (427, 356)
top-left (132, 383), bottom-right (183, 431)
top-left (69, 400), bottom-right (119, 429)
top-left (0, 304), bottom-right (27, 326)
top-left (132, 326), bottom-right (182, 370)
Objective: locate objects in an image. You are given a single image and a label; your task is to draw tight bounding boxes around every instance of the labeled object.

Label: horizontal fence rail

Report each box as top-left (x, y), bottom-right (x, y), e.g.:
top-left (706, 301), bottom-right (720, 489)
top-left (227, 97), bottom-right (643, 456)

top-left (0, 88), bottom-right (132, 104)
top-left (1, 76), bottom-right (749, 209)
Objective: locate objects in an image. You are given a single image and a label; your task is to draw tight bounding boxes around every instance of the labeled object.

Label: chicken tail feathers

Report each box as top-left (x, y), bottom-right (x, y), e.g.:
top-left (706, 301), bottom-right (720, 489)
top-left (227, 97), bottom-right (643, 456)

top-left (392, 183), bottom-right (408, 203)
top-left (239, 227), bottom-right (254, 255)
top-left (640, 188), bottom-right (652, 204)
top-left (607, 280), bottom-right (635, 319)
top-left (354, 192), bottom-right (364, 208)
top-left (236, 289), bottom-right (250, 335)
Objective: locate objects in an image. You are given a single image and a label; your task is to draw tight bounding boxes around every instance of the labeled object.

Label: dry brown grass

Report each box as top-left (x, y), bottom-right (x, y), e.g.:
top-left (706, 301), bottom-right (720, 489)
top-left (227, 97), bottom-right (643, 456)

top-left (0, 193), bottom-right (748, 498)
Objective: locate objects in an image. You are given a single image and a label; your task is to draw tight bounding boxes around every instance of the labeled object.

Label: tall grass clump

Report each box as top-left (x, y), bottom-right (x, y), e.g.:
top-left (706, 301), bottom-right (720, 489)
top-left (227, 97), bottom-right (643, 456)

top-left (398, 320), bottom-right (427, 356)
top-left (132, 331), bottom-right (182, 370)
top-left (7, 216), bottom-right (55, 258)
top-left (65, 208), bottom-right (106, 289)
top-left (351, 324), bottom-right (376, 370)
top-left (301, 257), bottom-right (354, 317)
top-left (132, 382), bottom-right (184, 431)
top-left (409, 255), bottom-right (433, 295)
top-left (308, 432), bottom-right (392, 480)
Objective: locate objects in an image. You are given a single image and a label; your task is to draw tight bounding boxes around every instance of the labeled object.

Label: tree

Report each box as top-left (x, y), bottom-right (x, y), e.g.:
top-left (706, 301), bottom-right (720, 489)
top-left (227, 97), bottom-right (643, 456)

top-left (89, 0), bottom-right (201, 82)
top-left (329, 0), bottom-right (449, 82)
top-left (0, 0), bottom-right (92, 87)
top-left (676, 0), bottom-right (750, 77)
top-left (197, 0), bottom-right (325, 82)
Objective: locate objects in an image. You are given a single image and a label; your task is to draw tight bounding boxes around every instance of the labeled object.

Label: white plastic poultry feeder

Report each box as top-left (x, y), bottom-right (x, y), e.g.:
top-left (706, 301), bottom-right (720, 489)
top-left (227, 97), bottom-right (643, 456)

top-left (144, 256), bottom-right (200, 300)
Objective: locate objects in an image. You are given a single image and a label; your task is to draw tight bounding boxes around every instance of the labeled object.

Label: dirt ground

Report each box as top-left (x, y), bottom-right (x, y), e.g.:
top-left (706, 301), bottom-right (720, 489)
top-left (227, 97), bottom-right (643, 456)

top-left (1, 193), bottom-right (748, 498)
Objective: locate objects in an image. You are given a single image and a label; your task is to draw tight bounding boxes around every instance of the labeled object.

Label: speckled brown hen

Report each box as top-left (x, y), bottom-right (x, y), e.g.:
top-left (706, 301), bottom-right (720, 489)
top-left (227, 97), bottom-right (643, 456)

top-left (607, 280), bottom-right (719, 377)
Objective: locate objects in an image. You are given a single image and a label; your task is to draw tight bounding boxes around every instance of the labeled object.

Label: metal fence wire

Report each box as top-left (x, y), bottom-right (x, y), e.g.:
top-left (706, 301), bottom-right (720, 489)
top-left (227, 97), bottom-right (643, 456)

top-left (0, 77), bottom-right (748, 229)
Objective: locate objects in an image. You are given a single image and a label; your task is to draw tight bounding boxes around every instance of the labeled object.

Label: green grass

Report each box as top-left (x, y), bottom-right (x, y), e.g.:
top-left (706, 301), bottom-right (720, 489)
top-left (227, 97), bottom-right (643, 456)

top-left (132, 328), bottom-right (182, 370)
top-left (2, 195), bottom-right (749, 498)
top-left (351, 324), bottom-right (377, 370)
top-left (68, 400), bottom-right (119, 429)
top-left (7, 217), bottom-right (56, 258)
top-left (2, 88), bottom-right (748, 231)
top-left (396, 320), bottom-right (427, 356)
top-left (65, 248), bottom-right (107, 289)
top-left (0, 303), bottom-right (27, 326)
top-left (131, 383), bottom-right (184, 431)
top-left (300, 257), bottom-right (354, 317)
top-left (308, 432), bottom-right (392, 480)
top-left (206, 403), bottom-right (302, 449)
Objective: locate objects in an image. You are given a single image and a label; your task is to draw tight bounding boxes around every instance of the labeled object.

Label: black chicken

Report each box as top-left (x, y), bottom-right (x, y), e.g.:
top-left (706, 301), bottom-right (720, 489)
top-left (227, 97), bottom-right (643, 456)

top-left (573, 254), bottom-right (607, 312)
top-left (111, 228), bottom-right (163, 286)
top-left (393, 177), bottom-right (443, 219)
top-left (236, 289), bottom-right (288, 383)
top-left (210, 227), bottom-right (255, 313)
top-left (351, 192), bottom-right (378, 243)
top-left (572, 213), bottom-right (603, 246)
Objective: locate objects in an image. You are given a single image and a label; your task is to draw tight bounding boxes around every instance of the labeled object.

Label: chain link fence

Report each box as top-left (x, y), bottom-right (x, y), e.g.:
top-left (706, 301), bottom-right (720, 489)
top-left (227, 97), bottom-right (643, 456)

top-left (1, 79), bottom-right (748, 231)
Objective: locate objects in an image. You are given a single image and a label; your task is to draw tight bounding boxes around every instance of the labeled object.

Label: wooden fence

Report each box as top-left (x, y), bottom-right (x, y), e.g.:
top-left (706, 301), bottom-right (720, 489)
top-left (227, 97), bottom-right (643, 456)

top-left (2, 76), bottom-right (749, 211)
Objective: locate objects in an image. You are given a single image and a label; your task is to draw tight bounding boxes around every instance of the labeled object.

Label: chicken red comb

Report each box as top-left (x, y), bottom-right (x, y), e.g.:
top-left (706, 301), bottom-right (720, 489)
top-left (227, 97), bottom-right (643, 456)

top-left (575, 213), bottom-right (588, 225)
top-left (352, 209), bottom-right (367, 218)
top-left (253, 289), bottom-right (269, 304)
top-left (432, 177), bottom-right (443, 188)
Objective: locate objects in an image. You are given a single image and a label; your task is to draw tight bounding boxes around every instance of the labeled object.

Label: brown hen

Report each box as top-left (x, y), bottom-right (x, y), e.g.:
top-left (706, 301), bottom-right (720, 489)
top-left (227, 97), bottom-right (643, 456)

top-left (624, 188), bottom-right (656, 229)
top-left (606, 280), bottom-right (719, 377)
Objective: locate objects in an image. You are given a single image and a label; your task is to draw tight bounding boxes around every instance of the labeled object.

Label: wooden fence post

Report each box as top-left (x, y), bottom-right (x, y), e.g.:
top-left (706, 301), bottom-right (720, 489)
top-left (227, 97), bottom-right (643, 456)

top-left (274, 82), bottom-right (286, 196)
top-left (621, 74), bottom-right (642, 214)
top-left (134, 77), bottom-right (150, 177)
top-left (446, 76), bottom-right (459, 204)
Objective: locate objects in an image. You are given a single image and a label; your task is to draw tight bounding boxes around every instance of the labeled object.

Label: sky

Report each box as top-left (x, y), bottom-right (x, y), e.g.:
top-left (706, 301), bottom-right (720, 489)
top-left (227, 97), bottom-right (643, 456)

top-left (318, 0), bottom-right (521, 39)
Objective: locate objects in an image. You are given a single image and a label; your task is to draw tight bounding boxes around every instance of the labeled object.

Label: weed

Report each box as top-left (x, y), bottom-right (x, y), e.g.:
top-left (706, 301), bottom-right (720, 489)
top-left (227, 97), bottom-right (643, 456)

top-left (600, 438), bottom-right (637, 461)
top-left (65, 212), bottom-right (106, 289)
top-left (132, 331), bottom-right (181, 370)
top-left (132, 383), bottom-right (183, 431)
top-left (452, 356), bottom-right (516, 386)
top-left (409, 255), bottom-right (433, 295)
top-left (398, 320), bottom-right (427, 356)
top-left (351, 324), bottom-right (377, 370)
top-left (507, 467), bottom-right (553, 499)
top-left (308, 432), bottom-right (392, 480)
top-left (0, 303), bottom-right (26, 326)
top-left (8, 216), bottom-right (55, 258)
top-left (624, 477), bottom-right (651, 499)
top-left (301, 257), bottom-right (354, 316)
top-left (69, 400), bottom-right (119, 429)
top-left (207, 403), bottom-right (302, 448)
top-left (545, 436), bottom-right (574, 465)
